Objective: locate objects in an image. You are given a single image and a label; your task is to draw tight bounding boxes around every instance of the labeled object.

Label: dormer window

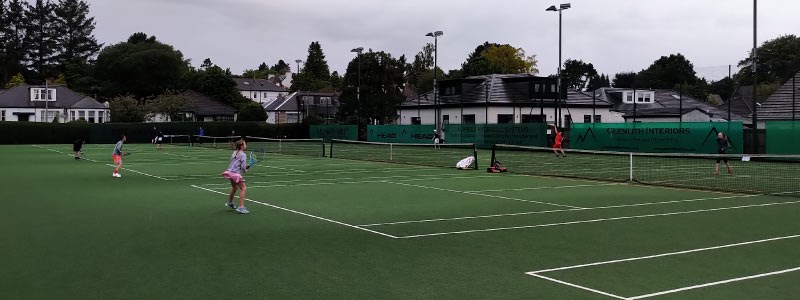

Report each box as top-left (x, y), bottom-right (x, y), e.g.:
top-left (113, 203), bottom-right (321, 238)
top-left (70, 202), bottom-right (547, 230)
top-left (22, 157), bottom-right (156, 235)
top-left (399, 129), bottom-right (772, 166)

top-left (31, 88), bottom-right (56, 101)
top-left (623, 91), bottom-right (654, 104)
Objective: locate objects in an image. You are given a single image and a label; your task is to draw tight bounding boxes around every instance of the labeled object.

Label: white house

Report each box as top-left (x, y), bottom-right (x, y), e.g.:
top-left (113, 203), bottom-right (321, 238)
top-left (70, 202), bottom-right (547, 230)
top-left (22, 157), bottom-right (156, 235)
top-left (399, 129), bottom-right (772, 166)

top-left (399, 74), bottom-right (623, 127)
top-left (234, 78), bottom-right (289, 106)
top-left (0, 85), bottom-right (109, 123)
top-left (147, 90), bottom-right (238, 122)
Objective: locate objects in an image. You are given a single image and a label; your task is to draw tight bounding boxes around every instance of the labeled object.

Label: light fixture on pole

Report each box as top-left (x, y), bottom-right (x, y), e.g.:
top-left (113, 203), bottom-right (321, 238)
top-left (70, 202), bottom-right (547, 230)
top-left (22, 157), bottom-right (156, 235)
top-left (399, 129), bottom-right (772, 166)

top-left (295, 59), bottom-right (302, 74)
top-left (426, 31), bottom-right (443, 129)
top-left (547, 3), bottom-right (570, 128)
top-left (351, 47), bottom-right (364, 124)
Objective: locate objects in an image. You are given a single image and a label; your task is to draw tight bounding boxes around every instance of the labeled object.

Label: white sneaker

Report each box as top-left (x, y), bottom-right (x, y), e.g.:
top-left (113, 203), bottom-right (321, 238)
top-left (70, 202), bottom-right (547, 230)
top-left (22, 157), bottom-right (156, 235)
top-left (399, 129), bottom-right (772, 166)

top-left (113, 173), bottom-right (122, 178)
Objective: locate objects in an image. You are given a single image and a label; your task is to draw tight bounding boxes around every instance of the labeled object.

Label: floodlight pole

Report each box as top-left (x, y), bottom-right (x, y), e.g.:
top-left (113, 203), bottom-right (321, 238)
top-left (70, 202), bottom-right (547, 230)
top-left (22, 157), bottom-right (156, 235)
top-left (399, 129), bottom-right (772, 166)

top-left (426, 31), bottom-right (443, 129)
top-left (752, 0), bottom-right (759, 154)
top-left (547, 3), bottom-right (570, 128)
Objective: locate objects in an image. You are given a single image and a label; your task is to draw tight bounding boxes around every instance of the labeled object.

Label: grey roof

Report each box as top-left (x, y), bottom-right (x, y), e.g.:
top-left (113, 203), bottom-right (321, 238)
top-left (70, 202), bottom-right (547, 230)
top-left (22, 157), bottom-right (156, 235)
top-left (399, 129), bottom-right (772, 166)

top-left (0, 85), bottom-right (106, 109)
top-left (234, 78), bottom-right (287, 92)
top-left (756, 71), bottom-right (800, 120)
top-left (181, 91), bottom-right (237, 116)
top-left (72, 97), bottom-right (107, 109)
top-left (264, 91), bottom-right (340, 114)
top-left (402, 73), bottom-right (612, 108)
top-left (599, 88), bottom-right (746, 121)
top-left (264, 93), bottom-right (299, 111)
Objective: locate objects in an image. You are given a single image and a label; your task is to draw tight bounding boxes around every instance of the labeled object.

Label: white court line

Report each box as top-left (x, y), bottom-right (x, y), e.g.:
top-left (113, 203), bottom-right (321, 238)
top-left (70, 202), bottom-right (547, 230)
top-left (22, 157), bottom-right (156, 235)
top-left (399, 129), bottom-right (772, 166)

top-left (528, 273), bottom-right (627, 300)
top-left (626, 267), bottom-right (800, 300)
top-left (258, 165), bottom-right (307, 173)
top-left (525, 234), bottom-right (800, 300)
top-left (164, 153), bottom-right (197, 159)
top-left (163, 167), bottom-right (447, 180)
top-left (466, 183), bottom-right (621, 193)
top-left (197, 173), bottom-right (495, 187)
top-left (32, 145), bottom-right (171, 181)
top-left (528, 234), bottom-right (800, 274)
top-left (218, 175), bottom-right (505, 190)
top-left (395, 200), bottom-right (800, 239)
top-left (190, 185), bottom-right (397, 239)
top-left (359, 194), bottom-right (760, 227)
top-left (385, 181), bottom-right (583, 209)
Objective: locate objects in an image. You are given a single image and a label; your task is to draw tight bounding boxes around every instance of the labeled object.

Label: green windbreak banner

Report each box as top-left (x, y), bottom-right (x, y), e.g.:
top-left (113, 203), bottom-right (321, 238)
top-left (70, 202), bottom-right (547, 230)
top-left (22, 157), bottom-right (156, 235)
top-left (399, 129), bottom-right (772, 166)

top-left (368, 125), bottom-right (436, 143)
top-left (368, 124), bottom-right (547, 147)
top-left (766, 121), bottom-right (800, 154)
top-left (570, 122), bottom-right (744, 154)
top-left (310, 125), bottom-right (358, 142)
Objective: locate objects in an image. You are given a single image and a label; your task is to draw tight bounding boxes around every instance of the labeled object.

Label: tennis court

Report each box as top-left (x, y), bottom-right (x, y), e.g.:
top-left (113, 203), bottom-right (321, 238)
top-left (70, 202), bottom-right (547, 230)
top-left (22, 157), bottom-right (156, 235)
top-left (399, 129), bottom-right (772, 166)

top-left (3, 139), bottom-right (800, 299)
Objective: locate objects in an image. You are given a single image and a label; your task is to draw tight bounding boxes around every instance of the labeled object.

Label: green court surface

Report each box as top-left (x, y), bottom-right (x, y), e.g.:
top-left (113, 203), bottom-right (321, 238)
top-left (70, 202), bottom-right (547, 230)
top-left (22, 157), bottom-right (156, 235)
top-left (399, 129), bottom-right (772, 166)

top-left (2, 143), bottom-right (799, 300)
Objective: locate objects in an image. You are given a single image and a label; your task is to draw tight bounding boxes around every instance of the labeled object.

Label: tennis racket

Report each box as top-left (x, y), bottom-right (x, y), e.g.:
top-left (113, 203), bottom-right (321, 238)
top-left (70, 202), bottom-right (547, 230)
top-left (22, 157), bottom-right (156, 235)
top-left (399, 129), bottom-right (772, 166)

top-left (247, 151), bottom-right (258, 169)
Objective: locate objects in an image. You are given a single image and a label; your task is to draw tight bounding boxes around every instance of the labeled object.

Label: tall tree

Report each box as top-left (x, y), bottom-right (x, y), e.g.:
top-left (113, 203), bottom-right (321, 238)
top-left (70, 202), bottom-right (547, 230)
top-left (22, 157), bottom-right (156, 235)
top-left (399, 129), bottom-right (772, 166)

top-left (53, 0), bottom-right (100, 70)
top-left (709, 77), bottom-right (736, 103)
top-left (109, 95), bottom-right (147, 122)
top-left (183, 65), bottom-right (246, 107)
top-left (1, 0), bottom-right (28, 86)
top-left (4, 72), bottom-right (26, 88)
top-left (340, 50), bottom-right (407, 124)
top-left (24, 0), bottom-right (59, 82)
top-left (271, 59), bottom-right (290, 74)
top-left (587, 73), bottom-right (611, 91)
top-left (561, 59), bottom-right (598, 90)
top-left (635, 53), bottom-right (699, 89)
top-left (460, 42), bottom-right (501, 77)
top-left (736, 35), bottom-right (800, 85)
top-left (612, 72), bottom-right (637, 88)
top-left (200, 58), bottom-right (213, 69)
top-left (94, 32), bottom-right (189, 98)
top-left (292, 41), bottom-right (333, 92)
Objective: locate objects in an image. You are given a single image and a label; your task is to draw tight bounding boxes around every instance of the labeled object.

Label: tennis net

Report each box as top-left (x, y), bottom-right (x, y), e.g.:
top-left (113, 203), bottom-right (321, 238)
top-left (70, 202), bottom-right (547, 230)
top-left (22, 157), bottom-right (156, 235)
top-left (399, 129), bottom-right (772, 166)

top-left (163, 135), bottom-right (192, 146)
top-left (246, 136), bottom-right (326, 157)
top-left (330, 139), bottom-right (478, 169)
top-left (492, 144), bottom-right (800, 197)
top-left (194, 135), bottom-right (239, 150)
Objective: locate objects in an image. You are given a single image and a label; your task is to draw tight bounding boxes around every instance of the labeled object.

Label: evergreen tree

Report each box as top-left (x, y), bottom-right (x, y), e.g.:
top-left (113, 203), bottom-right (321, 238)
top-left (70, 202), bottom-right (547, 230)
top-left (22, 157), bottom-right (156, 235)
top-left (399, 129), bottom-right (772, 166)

top-left (292, 41), bottom-right (333, 92)
top-left (271, 59), bottom-right (290, 74)
top-left (4, 72), bottom-right (26, 88)
top-left (53, 0), bottom-right (100, 70)
top-left (0, 0), bottom-right (29, 85)
top-left (24, 0), bottom-right (59, 82)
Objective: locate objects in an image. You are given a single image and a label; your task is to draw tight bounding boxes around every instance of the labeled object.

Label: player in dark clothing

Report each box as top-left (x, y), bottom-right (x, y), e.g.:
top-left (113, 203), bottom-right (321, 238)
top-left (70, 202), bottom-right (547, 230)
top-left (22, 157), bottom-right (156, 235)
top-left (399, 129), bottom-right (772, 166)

top-left (714, 132), bottom-right (733, 176)
top-left (73, 138), bottom-right (85, 160)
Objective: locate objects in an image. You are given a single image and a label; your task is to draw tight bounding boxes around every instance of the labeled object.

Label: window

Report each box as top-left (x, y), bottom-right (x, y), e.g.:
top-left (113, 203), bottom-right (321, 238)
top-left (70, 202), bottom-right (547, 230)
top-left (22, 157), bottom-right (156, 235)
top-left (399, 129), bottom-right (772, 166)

top-left (522, 114), bottom-right (545, 123)
top-left (463, 114), bottom-right (476, 124)
top-left (31, 88), bottom-right (56, 101)
top-left (411, 117), bottom-right (421, 125)
top-left (88, 111), bottom-right (96, 123)
top-left (70, 111), bottom-right (76, 121)
top-left (497, 114), bottom-right (514, 124)
top-left (624, 91), bottom-right (654, 104)
top-left (303, 96), bottom-right (315, 104)
top-left (584, 115), bottom-right (592, 123)
top-left (215, 116), bottom-right (234, 122)
top-left (551, 84), bottom-right (557, 93)
top-left (442, 115), bottom-right (449, 124)
top-left (594, 115), bottom-right (602, 123)
top-left (253, 92), bottom-right (258, 98)
top-left (320, 97), bottom-right (332, 105)
top-left (40, 111), bottom-right (56, 122)
top-left (264, 93), bottom-right (268, 98)
top-left (78, 111), bottom-right (85, 120)
top-left (287, 113), bottom-right (299, 123)
top-left (98, 111), bottom-right (104, 123)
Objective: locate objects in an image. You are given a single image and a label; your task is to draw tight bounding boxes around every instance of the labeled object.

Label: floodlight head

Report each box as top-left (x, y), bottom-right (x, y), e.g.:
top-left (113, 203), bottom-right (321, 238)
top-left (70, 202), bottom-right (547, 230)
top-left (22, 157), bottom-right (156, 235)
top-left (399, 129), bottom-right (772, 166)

top-left (426, 32), bottom-right (434, 37)
top-left (560, 3), bottom-right (571, 9)
top-left (546, 5), bottom-right (557, 11)
top-left (351, 47), bottom-right (364, 53)
top-left (434, 31), bottom-right (443, 37)
top-left (295, 59), bottom-right (302, 63)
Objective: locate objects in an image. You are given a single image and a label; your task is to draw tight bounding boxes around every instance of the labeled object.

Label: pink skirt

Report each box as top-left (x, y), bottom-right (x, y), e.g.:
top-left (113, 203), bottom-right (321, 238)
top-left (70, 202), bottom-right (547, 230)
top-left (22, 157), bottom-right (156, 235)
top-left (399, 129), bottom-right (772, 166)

top-left (221, 171), bottom-right (245, 183)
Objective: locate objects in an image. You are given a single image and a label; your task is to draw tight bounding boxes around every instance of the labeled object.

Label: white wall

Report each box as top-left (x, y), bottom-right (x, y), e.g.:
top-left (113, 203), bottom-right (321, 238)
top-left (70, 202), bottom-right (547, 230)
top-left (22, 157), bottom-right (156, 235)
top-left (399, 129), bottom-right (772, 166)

top-left (399, 105), bottom-right (623, 125)
top-left (240, 91), bottom-right (287, 104)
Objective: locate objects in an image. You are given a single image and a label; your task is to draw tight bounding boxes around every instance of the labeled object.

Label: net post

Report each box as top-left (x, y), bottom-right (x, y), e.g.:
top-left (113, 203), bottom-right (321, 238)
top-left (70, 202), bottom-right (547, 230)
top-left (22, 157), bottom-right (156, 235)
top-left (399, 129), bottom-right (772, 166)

top-left (279, 140), bottom-right (282, 154)
top-left (390, 143), bottom-right (393, 161)
top-left (329, 140), bottom-right (334, 158)
top-left (629, 152), bottom-right (634, 182)
top-left (490, 144), bottom-right (497, 169)
top-left (321, 140), bottom-right (326, 157)
top-left (474, 144), bottom-right (479, 170)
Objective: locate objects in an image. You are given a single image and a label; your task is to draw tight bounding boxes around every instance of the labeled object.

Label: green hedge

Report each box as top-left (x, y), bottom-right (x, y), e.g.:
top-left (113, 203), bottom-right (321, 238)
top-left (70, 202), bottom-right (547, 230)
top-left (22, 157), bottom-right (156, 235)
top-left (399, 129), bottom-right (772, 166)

top-left (0, 122), bottom-right (307, 144)
top-left (0, 121), bottom-right (91, 144)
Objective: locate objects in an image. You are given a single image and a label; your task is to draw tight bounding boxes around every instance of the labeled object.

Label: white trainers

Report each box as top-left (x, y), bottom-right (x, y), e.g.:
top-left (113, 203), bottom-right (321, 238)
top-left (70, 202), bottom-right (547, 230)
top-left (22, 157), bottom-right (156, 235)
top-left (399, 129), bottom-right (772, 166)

top-left (235, 207), bottom-right (250, 214)
top-left (113, 173), bottom-right (122, 178)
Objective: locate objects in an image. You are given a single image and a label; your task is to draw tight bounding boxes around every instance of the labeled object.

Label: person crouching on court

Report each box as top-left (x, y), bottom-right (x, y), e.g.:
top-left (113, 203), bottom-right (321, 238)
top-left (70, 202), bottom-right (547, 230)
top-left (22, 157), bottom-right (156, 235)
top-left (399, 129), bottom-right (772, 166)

top-left (714, 132), bottom-right (733, 176)
top-left (222, 139), bottom-right (249, 214)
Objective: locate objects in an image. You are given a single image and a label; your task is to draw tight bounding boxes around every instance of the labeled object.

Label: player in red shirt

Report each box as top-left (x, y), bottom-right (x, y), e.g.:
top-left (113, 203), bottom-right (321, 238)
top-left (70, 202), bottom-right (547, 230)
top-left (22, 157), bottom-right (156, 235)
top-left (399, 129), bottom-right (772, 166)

top-left (551, 125), bottom-right (566, 158)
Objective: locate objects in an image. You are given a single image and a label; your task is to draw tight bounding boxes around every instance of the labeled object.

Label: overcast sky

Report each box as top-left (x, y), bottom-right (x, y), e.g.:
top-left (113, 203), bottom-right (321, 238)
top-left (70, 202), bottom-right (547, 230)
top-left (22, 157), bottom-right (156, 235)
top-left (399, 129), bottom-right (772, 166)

top-left (88, 0), bottom-right (799, 81)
